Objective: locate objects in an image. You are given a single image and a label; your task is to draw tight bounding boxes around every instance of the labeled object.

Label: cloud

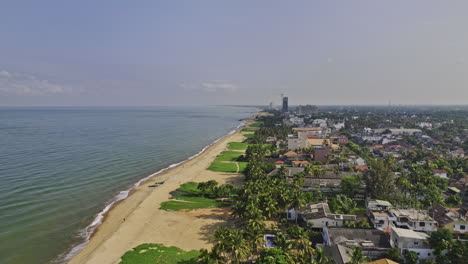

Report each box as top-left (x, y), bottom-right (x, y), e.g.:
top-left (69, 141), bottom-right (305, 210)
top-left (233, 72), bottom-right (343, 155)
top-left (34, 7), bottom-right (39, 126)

top-left (179, 80), bottom-right (239, 93)
top-left (0, 70), bottom-right (71, 96)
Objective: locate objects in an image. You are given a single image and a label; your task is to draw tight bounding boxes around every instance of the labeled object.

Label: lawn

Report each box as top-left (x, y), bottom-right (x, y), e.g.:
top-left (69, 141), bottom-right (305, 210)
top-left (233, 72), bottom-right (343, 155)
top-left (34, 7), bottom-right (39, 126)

top-left (249, 121), bottom-right (264, 127)
top-left (160, 182), bottom-right (229, 211)
top-left (243, 133), bottom-right (255, 139)
top-left (119, 243), bottom-right (199, 264)
top-left (227, 142), bottom-right (249, 150)
top-left (214, 151), bottom-right (244, 161)
top-left (238, 162), bottom-right (249, 172)
top-left (207, 161), bottom-right (239, 173)
top-left (241, 128), bottom-right (255, 132)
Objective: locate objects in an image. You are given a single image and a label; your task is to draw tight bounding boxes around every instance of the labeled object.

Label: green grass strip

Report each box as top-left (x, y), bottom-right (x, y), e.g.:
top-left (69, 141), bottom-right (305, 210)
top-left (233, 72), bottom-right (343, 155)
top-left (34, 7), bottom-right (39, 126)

top-left (207, 162), bottom-right (238, 173)
top-left (214, 151), bottom-right (244, 161)
top-left (227, 142), bottom-right (249, 150)
top-left (119, 243), bottom-right (199, 264)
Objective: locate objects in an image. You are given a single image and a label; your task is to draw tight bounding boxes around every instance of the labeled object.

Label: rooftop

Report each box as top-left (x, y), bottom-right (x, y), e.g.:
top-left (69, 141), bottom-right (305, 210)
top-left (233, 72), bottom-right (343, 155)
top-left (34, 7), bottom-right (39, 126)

top-left (389, 208), bottom-right (435, 222)
top-left (367, 259), bottom-right (399, 264)
top-left (293, 127), bottom-right (322, 131)
top-left (392, 227), bottom-right (429, 240)
top-left (327, 228), bottom-right (391, 249)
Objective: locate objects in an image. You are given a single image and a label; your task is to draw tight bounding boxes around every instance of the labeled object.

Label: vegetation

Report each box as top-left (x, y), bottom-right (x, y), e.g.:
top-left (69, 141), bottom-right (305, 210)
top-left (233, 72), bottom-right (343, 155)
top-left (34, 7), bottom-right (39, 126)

top-left (208, 162), bottom-right (239, 173)
top-left (228, 142), bottom-right (249, 150)
top-left (119, 243), bottom-right (199, 264)
top-left (160, 182), bottom-right (234, 211)
top-left (214, 151), bottom-right (244, 162)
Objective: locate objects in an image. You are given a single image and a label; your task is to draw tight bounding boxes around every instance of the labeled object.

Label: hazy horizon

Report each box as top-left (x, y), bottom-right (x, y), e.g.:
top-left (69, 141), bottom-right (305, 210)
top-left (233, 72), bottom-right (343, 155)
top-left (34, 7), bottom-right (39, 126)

top-left (1, 1), bottom-right (468, 106)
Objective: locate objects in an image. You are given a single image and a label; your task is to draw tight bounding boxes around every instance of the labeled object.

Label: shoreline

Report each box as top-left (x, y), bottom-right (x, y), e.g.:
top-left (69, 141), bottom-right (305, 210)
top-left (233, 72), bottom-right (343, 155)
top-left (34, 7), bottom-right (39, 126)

top-left (65, 115), bottom-right (255, 264)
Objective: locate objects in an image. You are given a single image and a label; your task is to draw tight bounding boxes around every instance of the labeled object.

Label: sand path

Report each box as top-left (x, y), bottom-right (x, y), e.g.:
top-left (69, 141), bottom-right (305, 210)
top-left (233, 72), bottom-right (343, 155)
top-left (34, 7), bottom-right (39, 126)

top-left (68, 128), bottom-right (248, 264)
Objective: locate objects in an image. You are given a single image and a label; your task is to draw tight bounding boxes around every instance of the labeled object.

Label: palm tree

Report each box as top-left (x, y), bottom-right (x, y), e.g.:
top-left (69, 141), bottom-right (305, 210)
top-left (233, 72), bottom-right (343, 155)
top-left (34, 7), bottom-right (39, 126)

top-left (227, 229), bottom-right (251, 263)
top-left (348, 248), bottom-right (369, 264)
top-left (311, 246), bottom-right (336, 264)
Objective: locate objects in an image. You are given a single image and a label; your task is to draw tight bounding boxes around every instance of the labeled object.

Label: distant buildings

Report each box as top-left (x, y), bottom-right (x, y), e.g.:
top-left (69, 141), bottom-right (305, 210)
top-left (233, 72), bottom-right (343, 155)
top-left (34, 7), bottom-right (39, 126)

top-left (373, 128), bottom-right (422, 135)
top-left (296, 104), bottom-right (318, 115)
top-left (282, 96), bottom-right (288, 113)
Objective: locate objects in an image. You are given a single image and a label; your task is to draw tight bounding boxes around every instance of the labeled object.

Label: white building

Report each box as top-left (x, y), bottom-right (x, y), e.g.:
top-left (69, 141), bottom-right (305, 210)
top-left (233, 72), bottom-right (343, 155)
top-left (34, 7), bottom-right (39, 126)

top-left (390, 227), bottom-right (435, 261)
top-left (333, 122), bottom-right (345, 130)
top-left (374, 128), bottom-right (422, 135)
top-left (367, 200), bottom-right (395, 230)
top-left (287, 202), bottom-right (357, 229)
top-left (417, 122), bottom-right (433, 129)
top-left (389, 208), bottom-right (437, 232)
top-left (289, 117), bottom-right (305, 125)
top-left (312, 119), bottom-right (328, 128)
top-left (432, 169), bottom-right (448, 179)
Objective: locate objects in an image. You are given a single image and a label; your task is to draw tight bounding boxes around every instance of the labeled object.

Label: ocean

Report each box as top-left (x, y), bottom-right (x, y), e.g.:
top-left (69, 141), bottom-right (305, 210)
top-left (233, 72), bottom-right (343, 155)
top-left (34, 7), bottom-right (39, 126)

top-left (0, 106), bottom-right (255, 264)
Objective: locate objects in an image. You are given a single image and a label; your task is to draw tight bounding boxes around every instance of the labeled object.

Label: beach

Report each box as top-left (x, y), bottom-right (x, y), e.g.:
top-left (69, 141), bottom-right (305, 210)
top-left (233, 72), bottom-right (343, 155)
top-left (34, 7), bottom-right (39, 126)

top-left (67, 119), bottom-right (251, 264)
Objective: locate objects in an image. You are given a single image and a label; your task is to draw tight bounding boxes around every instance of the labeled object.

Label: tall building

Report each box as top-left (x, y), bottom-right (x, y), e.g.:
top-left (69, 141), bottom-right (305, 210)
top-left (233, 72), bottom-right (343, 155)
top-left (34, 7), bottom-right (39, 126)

top-left (282, 97), bottom-right (288, 113)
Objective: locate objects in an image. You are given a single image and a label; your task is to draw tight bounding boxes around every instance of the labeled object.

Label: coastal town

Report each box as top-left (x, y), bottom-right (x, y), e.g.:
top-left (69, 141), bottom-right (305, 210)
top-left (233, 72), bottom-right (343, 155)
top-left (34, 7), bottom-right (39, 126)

top-left (79, 99), bottom-right (468, 264)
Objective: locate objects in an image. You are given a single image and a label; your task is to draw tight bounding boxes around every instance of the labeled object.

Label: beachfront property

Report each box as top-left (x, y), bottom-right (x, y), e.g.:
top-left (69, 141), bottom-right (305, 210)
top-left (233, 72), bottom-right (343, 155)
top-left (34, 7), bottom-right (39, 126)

top-left (268, 167), bottom-right (360, 189)
top-left (390, 227), bottom-right (435, 261)
top-left (287, 202), bottom-right (357, 229)
top-left (324, 228), bottom-right (392, 262)
top-left (388, 208), bottom-right (438, 232)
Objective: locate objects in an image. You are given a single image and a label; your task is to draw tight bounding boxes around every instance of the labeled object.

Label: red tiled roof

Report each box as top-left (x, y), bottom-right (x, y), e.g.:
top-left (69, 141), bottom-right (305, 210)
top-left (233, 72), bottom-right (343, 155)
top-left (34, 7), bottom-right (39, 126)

top-left (292, 160), bottom-right (310, 165)
top-left (275, 160), bottom-right (285, 164)
top-left (355, 165), bottom-right (369, 171)
top-left (433, 169), bottom-right (448, 174)
top-left (283, 151), bottom-right (298, 156)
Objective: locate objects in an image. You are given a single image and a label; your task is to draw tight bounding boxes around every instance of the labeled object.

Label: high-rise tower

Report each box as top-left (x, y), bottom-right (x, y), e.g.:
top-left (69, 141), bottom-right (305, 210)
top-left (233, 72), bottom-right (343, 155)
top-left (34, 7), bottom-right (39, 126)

top-left (282, 96), bottom-right (288, 113)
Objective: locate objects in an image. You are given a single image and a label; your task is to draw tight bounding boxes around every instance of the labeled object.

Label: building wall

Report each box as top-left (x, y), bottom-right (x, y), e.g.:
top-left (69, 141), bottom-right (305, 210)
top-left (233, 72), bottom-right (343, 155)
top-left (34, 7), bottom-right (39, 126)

top-left (446, 221), bottom-right (468, 234)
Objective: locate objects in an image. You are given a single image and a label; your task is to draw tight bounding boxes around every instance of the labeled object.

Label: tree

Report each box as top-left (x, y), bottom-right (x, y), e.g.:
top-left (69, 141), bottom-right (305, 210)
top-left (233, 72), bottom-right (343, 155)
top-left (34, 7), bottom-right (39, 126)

top-left (381, 248), bottom-right (402, 263)
top-left (340, 175), bottom-right (362, 198)
top-left (363, 159), bottom-right (395, 200)
top-left (427, 228), bottom-right (453, 260)
top-left (343, 219), bottom-right (371, 229)
top-left (257, 248), bottom-right (288, 264)
top-left (348, 248), bottom-right (369, 264)
top-left (403, 250), bottom-right (418, 264)
top-left (331, 194), bottom-right (357, 214)
top-left (311, 246), bottom-right (336, 264)
top-left (427, 228), bottom-right (468, 264)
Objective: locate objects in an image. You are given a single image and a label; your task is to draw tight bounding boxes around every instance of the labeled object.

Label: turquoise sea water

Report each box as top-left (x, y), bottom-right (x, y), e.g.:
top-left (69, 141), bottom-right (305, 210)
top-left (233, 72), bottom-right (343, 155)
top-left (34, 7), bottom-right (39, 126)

top-left (0, 106), bottom-right (255, 264)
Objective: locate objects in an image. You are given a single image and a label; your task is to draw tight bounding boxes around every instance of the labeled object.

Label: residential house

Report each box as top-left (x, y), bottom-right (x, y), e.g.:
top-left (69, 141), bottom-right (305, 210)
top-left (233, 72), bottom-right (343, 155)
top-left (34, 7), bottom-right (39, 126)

top-left (367, 200), bottom-right (395, 231)
top-left (450, 148), bottom-right (465, 158)
top-left (429, 204), bottom-right (468, 235)
top-left (314, 147), bottom-right (332, 163)
top-left (374, 128), bottom-right (422, 135)
top-left (292, 160), bottom-right (310, 167)
top-left (388, 208), bottom-right (438, 232)
top-left (287, 202), bottom-right (357, 229)
top-left (324, 228), bottom-right (392, 262)
top-left (433, 169), bottom-right (448, 179)
top-left (390, 227), bottom-right (435, 261)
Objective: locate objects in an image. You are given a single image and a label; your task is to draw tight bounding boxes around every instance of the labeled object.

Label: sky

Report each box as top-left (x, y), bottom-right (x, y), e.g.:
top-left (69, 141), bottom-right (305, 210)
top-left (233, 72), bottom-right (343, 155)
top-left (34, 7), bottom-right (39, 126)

top-left (1, 0), bottom-right (468, 106)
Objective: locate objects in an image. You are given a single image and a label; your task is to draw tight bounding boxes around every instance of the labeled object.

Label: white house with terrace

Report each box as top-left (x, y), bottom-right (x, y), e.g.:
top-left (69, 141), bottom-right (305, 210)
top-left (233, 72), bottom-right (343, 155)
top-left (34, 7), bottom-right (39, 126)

top-left (388, 208), bottom-right (437, 232)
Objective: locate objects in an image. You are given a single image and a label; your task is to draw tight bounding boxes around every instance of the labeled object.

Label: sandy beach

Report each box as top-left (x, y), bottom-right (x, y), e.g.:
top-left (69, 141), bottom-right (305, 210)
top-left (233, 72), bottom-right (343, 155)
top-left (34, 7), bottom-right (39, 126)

top-left (68, 121), bottom-right (251, 264)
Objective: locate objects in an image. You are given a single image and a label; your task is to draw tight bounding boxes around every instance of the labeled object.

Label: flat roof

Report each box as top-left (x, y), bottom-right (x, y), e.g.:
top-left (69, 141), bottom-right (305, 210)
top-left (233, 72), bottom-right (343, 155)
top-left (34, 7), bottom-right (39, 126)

top-left (392, 227), bottom-right (429, 240)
